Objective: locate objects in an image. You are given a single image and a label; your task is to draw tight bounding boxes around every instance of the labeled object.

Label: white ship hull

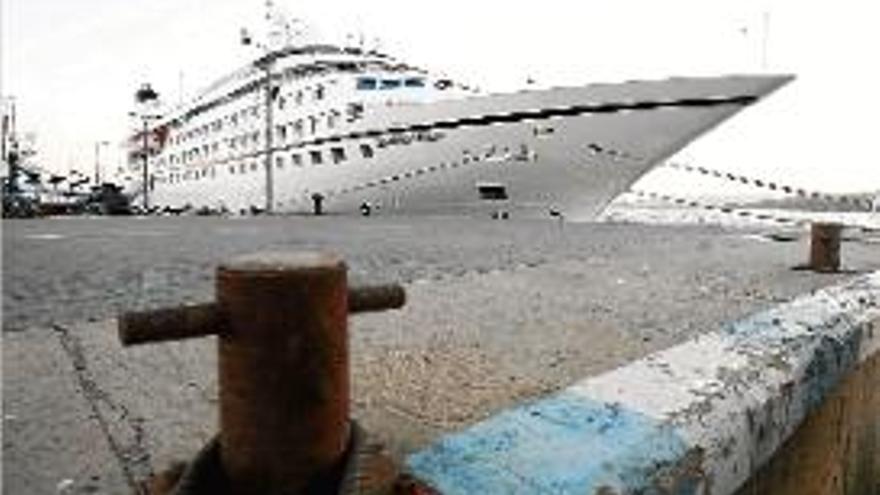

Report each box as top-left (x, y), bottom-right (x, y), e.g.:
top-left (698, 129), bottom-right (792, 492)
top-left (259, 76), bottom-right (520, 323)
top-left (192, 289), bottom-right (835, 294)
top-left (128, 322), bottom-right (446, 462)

top-left (147, 75), bottom-right (791, 221)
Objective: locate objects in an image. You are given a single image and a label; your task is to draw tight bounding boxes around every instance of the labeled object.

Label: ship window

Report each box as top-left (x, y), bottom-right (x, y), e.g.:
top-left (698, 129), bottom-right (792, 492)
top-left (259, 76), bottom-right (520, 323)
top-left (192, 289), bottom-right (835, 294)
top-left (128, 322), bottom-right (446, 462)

top-left (229, 165), bottom-right (235, 174)
top-left (380, 79), bottom-right (401, 90)
top-left (277, 125), bottom-right (287, 141)
top-left (360, 143), bottom-right (374, 159)
top-left (295, 90), bottom-right (304, 104)
top-left (404, 77), bottom-right (425, 88)
top-left (309, 116), bottom-right (318, 134)
top-left (291, 153), bottom-right (302, 166)
top-left (315, 84), bottom-right (325, 100)
top-left (346, 102), bottom-right (364, 122)
top-left (250, 162), bottom-right (258, 172)
top-left (277, 96), bottom-right (286, 110)
top-left (239, 163), bottom-right (247, 173)
top-left (327, 111), bottom-right (338, 128)
top-left (310, 150), bottom-right (323, 165)
top-left (276, 156), bottom-right (284, 169)
top-left (294, 119), bottom-right (304, 135)
top-left (435, 79), bottom-right (453, 90)
top-left (331, 147), bottom-right (346, 164)
top-left (357, 77), bottom-right (377, 90)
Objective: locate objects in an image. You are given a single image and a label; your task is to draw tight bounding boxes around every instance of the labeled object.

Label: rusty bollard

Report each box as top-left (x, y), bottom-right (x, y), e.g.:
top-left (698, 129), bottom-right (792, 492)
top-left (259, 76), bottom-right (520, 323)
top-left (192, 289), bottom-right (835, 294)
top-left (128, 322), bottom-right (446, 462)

top-left (119, 251), bottom-right (405, 495)
top-left (808, 222), bottom-right (842, 272)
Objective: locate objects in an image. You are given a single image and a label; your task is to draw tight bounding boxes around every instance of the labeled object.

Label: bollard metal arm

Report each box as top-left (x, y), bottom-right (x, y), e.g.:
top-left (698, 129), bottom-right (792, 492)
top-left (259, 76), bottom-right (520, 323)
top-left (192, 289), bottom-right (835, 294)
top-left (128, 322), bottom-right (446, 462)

top-left (118, 284), bottom-right (406, 346)
top-left (119, 302), bottom-right (226, 346)
top-left (349, 284), bottom-right (406, 314)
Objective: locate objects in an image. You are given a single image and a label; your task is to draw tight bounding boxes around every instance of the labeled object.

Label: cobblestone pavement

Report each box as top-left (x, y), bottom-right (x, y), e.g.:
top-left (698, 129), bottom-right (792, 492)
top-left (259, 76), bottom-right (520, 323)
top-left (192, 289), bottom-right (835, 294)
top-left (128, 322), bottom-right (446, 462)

top-left (3, 215), bottom-right (878, 332)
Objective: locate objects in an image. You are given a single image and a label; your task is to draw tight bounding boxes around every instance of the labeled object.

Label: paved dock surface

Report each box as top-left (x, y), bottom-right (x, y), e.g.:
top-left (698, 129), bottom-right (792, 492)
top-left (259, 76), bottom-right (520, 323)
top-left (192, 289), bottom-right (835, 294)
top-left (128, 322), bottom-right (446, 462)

top-left (3, 215), bottom-right (879, 493)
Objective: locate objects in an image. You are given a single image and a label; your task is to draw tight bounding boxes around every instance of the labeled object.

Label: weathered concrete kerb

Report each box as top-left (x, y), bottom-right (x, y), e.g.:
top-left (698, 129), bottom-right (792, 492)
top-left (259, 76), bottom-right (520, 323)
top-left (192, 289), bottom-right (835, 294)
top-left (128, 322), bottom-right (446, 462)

top-left (405, 272), bottom-right (880, 494)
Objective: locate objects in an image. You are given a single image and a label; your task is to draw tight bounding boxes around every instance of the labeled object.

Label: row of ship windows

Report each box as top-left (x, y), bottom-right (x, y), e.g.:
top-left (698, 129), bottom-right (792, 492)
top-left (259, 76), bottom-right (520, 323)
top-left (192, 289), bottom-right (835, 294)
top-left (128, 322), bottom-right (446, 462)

top-left (160, 108), bottom-right (360, 167)
top-left (170, 84), bottom-right (333, 147)
top-left (158, 143), bottom-right (376, 185)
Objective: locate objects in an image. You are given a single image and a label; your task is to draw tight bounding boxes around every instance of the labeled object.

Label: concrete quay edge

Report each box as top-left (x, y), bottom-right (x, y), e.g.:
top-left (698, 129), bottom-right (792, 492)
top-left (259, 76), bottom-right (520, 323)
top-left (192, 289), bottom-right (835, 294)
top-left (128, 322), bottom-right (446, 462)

top-left (405, 271), bottom-right (880, 494)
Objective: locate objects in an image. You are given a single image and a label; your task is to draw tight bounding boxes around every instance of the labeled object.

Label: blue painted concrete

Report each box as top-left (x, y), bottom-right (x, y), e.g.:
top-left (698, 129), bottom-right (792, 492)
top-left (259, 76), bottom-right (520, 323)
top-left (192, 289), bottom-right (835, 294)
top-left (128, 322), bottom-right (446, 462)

top-left (406, 392), bottom-right (692, 494)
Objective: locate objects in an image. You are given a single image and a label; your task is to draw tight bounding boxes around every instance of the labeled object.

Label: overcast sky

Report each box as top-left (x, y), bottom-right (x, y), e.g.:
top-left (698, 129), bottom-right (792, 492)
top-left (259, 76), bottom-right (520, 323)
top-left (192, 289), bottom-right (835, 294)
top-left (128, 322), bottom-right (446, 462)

top-left (3, 0), bottom-right (878, 196)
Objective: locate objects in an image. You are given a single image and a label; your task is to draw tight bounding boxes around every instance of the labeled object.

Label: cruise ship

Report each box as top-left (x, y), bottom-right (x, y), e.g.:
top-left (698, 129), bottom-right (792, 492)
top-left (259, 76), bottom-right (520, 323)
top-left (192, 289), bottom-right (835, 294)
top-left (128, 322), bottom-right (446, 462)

top-left (123, 10), bottom-right (792, 221)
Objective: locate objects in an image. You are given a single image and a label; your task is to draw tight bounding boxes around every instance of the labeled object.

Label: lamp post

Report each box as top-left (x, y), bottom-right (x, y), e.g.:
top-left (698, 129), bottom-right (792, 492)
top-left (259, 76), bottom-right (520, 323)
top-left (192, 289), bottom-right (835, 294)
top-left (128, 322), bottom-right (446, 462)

top-left (132, 83), bottom-right (160, 211)
top-left (242, 27), bottom-right (277, 214)
top-left (94, 140), bottom-right (109, 185)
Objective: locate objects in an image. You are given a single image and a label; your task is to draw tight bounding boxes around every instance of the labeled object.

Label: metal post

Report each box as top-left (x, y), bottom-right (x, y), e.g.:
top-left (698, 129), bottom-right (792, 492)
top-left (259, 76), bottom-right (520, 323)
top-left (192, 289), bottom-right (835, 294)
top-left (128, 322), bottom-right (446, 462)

top-left (142, 117), bottom-right (150, 210)
top-left (118, 252), bottom-right (406, 493)
top-left (94, 141), bottom-right (100, 186)
top-left (94, 141), bottom-right (108, 185)
top-left (808, 222), bottom-right (842, 272)
top-left (263, 63), bottom-right (274, 214)
top-left (217, 252), bottom-right (348, 493)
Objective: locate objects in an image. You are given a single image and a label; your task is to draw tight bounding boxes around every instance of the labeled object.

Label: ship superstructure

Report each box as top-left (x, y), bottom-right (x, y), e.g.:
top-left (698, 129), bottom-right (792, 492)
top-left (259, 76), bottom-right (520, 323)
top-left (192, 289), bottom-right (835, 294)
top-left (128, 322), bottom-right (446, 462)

top-left (123, 12), bottom-right (792, 220)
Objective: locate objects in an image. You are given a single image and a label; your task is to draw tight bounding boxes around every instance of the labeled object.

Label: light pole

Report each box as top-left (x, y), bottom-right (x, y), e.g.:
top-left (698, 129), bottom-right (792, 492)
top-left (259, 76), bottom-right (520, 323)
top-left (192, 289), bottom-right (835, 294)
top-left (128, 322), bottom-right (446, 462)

top-left (94, 140), bottom-right (109, 185)
top-left (242, 27), bottom-right (277, 214)
top-left (132, 83), bottom-right (160, 211)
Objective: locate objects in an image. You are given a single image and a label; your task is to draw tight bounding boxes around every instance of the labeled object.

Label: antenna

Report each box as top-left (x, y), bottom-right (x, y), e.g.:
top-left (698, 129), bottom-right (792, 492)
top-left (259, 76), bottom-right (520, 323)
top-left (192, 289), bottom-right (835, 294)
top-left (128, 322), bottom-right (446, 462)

top-left (761, 10), bottom-right (770, 70)
top-left (178, 70), bottom-right (185, 106)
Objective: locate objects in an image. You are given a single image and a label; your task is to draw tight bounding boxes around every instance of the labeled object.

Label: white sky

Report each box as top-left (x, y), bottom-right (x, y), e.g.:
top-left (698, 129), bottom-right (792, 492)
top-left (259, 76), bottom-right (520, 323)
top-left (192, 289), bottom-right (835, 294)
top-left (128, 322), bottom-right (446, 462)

top-left (3, 0), bottom-right (878, 196)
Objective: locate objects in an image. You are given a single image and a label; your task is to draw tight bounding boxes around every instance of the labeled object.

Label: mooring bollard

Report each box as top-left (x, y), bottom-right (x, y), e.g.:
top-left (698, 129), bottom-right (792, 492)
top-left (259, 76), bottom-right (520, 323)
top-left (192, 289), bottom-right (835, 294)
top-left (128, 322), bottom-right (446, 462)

top-left (808, 222), bottom-right (842, 272)
top-left (118, 251), bottom-right (405, 495)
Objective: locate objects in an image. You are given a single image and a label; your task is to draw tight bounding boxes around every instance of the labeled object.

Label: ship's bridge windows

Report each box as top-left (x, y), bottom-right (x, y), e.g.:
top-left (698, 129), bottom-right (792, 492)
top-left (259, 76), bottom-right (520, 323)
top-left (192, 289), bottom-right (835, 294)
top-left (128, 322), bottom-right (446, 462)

top-left (309, 116), bottom-right (318, 134)
top-left (310, 150), bottom-right (323, 165)
top-left (315, 84), bottom-right (325, 100)
top-left (276, 156), bottom-right (284, 170)
top-left (404, 77), bottom-right (425, 88)
top-left (357, 77), bottom-right (377, 90)
top-left (291, 153), bottom-right (302, 167)
top-left (331, 147), bottom-right (346, 164)
top-left (380, 79), bottom-right (402, 90)
top-left (360, 143), bottom-right (374, 159)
